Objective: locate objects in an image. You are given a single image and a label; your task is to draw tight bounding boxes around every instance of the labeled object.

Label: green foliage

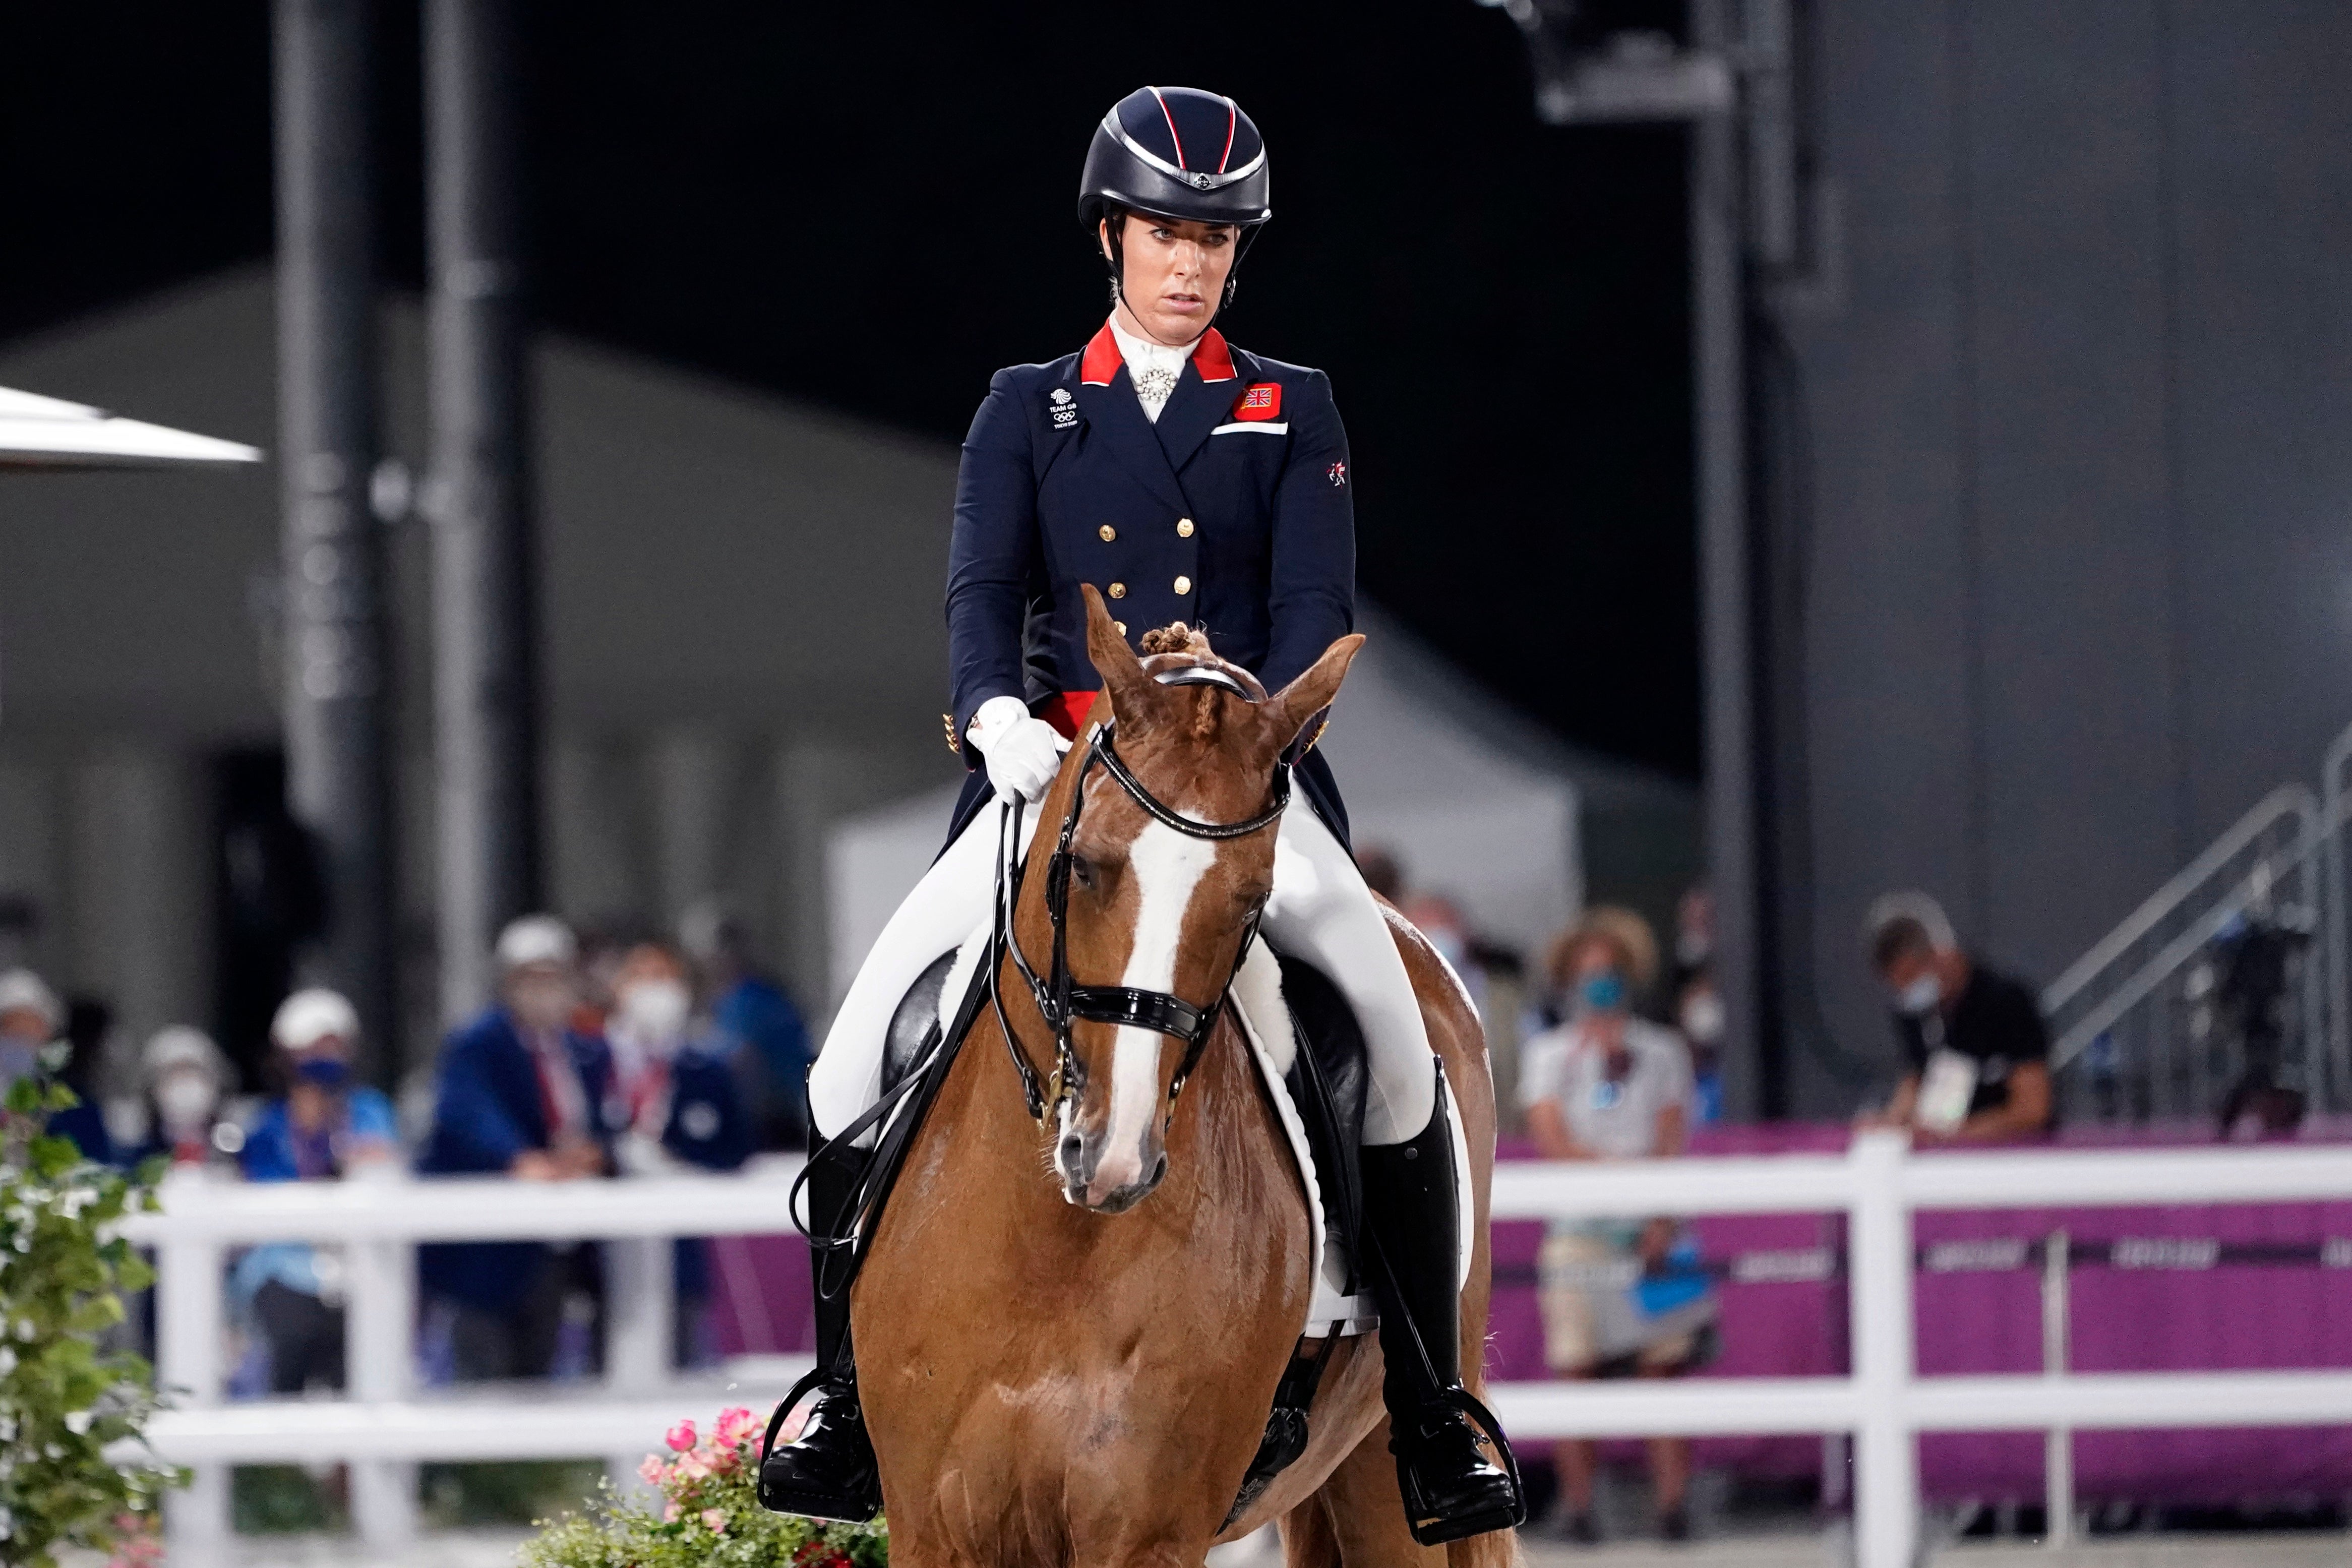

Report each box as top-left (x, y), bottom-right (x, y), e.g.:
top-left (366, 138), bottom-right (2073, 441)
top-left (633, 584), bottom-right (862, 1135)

top-left (0, 1076), bottom-right (183, 1567)
top-left (419, 1459), bottom-right (607, 1529)
top-left (517, 1406), bottom-right (887, 1568)
top-left (230, 1465), bottom-right (346, 1535)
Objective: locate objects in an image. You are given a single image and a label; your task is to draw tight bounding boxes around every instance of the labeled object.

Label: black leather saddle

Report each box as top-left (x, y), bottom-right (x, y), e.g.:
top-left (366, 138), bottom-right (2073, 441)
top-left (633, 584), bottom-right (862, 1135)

top-left (881, 949), bottom-right (960, 1098)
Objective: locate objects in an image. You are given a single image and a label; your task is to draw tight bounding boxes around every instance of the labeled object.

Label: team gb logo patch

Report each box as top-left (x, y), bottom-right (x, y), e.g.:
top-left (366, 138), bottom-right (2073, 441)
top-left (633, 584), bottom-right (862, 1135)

top-left (1048, 386), bottom-right (1077, 429)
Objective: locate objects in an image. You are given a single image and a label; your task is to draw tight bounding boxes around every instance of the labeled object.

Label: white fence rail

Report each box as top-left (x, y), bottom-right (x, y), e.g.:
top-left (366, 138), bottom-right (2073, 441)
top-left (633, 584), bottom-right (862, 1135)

top-left (126, 1135), bottom-right (2352, 1567)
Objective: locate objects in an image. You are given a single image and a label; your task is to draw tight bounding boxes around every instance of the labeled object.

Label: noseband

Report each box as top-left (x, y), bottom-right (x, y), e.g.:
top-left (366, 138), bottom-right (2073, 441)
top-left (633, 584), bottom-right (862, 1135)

top-left (992, 717), bottom-right (1291, 1130)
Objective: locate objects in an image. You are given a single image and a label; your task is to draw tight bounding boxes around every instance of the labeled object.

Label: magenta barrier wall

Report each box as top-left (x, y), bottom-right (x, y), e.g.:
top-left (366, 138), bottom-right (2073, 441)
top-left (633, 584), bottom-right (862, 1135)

top-left (1487, 1123), bottom-right (2352, 1503)
top-left (705, 1123), bottom-right (2352, 1504)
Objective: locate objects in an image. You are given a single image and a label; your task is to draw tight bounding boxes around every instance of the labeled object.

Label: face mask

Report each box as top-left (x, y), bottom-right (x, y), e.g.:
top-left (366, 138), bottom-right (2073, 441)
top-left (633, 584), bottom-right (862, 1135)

top-left (296, 1056), bottom-right (351, 1090)
top-left (619, 980), bottom-right (691, 1049)
top-left (1896, 973), bottom-right (1944, 1017)
top-left (155, 1072), bottom-right (216, 1133)
top-left (1679, 990), bottom-right (1726, 1045)
top-left (1576, 969), bottom-right (1627, 1014)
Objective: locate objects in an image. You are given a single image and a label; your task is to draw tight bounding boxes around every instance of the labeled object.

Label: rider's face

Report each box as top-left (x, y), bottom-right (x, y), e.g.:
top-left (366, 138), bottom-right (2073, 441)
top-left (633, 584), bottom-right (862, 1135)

top-left (1102, 213), bottom-right (1238, 345)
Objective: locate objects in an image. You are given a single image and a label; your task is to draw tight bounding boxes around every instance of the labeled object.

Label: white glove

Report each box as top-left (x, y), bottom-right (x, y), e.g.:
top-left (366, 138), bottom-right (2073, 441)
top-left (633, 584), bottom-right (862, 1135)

top-left (967, 695), bottom-right (1069, 803)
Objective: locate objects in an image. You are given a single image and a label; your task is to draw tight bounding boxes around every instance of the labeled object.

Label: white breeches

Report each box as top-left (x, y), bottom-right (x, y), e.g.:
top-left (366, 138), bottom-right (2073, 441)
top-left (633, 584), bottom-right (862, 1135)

top-left (807, 798), bottom-right (1439, 1148)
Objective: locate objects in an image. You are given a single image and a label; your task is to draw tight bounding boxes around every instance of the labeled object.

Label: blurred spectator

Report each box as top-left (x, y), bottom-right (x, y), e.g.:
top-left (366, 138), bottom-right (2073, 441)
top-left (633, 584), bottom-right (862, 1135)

top-left (1356, 844), bottom-right (1406, 903)
top-left (229, 989), bottom-right (396, 1393)
top-left (607, 942), bottom-right (753, 1366)
top-left (1521, 907), bottom-right (1716, 1544)
top-left (680, 901), bottom-right (810, 1152)
top-left (57, 996), bottom-right (120, 1163)
top-left (1861, 892), bottom-right (2052, 1142)
top-left (0, 970), bottom-right (112, 1162)
top-left (137, 1026), bottom-right (237, 1168)
top-left (1668, 887), bottom-right (1725, 1124)
top-left (1669, 887), bottom-right (1713, 996)
top-left (1672, 973), bottom-right (1725, 1126)
top-left (417, 915), bottom-right (620, 1381)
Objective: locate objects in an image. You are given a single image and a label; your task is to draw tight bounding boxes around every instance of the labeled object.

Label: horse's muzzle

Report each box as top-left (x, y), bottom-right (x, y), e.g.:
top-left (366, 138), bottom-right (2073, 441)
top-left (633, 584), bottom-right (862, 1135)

top-left (1056, 1126), bottom-right (1170, 1213)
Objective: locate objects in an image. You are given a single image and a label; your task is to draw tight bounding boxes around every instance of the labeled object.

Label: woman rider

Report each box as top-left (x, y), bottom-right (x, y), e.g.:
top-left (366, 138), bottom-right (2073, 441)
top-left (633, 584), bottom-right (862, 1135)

top-left (760, 86), bottom-right (1524, 1545)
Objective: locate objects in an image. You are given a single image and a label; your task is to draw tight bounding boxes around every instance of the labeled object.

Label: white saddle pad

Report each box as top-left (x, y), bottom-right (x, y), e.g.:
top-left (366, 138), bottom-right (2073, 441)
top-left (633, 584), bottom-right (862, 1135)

top-left (1225, 936), bottom-right (1475, 1340)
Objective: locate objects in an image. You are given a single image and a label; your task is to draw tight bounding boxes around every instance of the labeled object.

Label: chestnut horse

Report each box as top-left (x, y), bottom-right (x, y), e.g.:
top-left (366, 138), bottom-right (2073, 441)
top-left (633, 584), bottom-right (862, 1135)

top-left (853, 586), bottom-right (1519, 1568)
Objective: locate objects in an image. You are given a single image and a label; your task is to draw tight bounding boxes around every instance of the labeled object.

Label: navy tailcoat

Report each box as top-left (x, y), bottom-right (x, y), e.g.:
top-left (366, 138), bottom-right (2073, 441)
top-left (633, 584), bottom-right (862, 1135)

top-left (415, 1007), bottom-right (623, 1313)
top-left (942, 322), bottom-right (1355, 843)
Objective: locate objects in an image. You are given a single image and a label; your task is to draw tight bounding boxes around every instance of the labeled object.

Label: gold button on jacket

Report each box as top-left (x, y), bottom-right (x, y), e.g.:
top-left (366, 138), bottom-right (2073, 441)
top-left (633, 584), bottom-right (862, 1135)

top-left (1107, 582), bottom-right (1126, 598)
top-left (1099, 524), bottom-right (1116, 541)
top-left (1173, 575), bottom-right (1192, 595)
top-left (1176, 518), bottom-right (1194, 537)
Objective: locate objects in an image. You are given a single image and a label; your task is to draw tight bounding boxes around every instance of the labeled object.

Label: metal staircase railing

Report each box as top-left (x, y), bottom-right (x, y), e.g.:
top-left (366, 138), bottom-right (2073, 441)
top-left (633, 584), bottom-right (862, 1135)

top-left (2040, 720), bottom-right (2352, 1125)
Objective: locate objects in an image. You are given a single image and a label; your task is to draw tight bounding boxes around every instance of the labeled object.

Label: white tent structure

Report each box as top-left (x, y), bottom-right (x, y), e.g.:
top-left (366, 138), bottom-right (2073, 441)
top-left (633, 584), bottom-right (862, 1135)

top-left (825, 605), bottom-right (1678, 1007)
top-left (0, 385), bottom-right (260, 469)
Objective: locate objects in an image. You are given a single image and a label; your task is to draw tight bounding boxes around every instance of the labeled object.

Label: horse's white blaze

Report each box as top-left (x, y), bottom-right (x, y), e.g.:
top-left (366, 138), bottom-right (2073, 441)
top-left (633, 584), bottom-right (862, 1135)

top-left (1094, 820), bottom-right (1218, 1194)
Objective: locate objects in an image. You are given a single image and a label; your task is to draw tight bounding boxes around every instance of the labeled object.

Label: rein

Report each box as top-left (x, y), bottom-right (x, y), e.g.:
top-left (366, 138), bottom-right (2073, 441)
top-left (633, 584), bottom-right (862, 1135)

top-left (992, 719), bottom-right (1291, 1130)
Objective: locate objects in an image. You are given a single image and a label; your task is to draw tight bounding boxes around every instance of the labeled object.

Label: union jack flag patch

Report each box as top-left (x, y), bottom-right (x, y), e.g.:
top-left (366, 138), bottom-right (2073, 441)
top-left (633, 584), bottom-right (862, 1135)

top-left (1326, 460), bottom-right (1348, 488)
top-left (1231, 382), bottom-right (1283, 421)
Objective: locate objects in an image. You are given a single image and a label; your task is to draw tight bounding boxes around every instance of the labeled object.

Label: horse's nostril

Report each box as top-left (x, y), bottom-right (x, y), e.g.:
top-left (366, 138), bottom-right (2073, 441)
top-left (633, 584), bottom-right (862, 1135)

top-left (1058, 1133), bottom-right (1085, 1171)
top-left (1150, 1153), bottom-right (1168, 1186)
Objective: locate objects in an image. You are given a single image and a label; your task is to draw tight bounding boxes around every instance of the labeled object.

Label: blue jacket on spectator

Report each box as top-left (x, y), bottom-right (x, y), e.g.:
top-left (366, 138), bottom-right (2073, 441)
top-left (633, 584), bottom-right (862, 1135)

top-left (50, 1099), bottom-right (115, 1166)
top-left (660, 1043), bottom-right (755, 1303)
top-left (232, 1087), bottom-right (398, 1311)
top-left (416, 1007), bottom-right (620, 1313)
top-left (711, 975), bottom-right (810, 1145)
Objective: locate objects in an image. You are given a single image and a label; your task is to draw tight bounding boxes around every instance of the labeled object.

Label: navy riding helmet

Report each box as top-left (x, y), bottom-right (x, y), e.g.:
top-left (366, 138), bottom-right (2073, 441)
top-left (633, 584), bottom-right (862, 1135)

top-left (1079, 86), bottom-right (1272, 310)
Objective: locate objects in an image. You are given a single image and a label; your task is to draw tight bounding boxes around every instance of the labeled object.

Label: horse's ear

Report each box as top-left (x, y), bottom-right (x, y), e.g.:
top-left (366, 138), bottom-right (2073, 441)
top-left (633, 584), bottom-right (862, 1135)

top-left (1260, 632), bottom-right (1365, 756)
top-left (1081, 584), bottom-right (1156, 723)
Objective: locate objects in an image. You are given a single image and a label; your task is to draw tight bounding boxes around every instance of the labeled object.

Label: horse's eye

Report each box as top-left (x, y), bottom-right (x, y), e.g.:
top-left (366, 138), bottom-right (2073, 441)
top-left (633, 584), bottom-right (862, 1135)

top-left (1069, 854), bottom-right (1098, 892)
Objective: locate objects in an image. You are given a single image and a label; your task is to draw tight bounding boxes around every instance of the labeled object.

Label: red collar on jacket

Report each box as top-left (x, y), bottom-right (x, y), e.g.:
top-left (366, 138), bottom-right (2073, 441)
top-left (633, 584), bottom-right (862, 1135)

top-left (1079, 322), bottom-right (1236, 387)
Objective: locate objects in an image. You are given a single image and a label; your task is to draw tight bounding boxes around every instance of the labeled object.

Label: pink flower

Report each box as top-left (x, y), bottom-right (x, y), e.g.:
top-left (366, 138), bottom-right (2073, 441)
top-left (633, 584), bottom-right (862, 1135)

top-left (637, 1455), bottom-right (668, 1485)
top-left (714, 1405), bottom-right (760, 1446)
top-left (664, 1419), bottom-right (697, 1453)
top-left (664, 1502), bottom-right (682, 1523)
top-left (702, 1508), bottom-right (728, 1534)
top-left (676, 1452), bottom-right (711, 1481)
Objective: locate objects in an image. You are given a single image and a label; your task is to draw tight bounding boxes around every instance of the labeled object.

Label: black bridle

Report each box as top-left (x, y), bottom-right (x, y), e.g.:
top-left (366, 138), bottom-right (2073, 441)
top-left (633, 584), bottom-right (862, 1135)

top-left (991, 718), bottom-right (1291, 1129)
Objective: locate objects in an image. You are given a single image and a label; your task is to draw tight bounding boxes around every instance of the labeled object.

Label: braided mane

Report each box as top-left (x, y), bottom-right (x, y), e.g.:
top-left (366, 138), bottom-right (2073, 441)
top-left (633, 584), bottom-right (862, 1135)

top-left (1138, 622), bottom-right (1212, 657)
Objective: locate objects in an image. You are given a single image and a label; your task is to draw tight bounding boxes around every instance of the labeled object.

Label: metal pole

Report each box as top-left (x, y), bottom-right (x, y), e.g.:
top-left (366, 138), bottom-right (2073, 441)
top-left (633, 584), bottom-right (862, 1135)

top-left (2041, 1228), bottom-right (2074, 1548)
top-left (426, 0), bottom-right (540, 1024)
top-left (275, 0), bottom-right (397, 1077)
top-left (1690, 0), bottom-right (1765, 1118)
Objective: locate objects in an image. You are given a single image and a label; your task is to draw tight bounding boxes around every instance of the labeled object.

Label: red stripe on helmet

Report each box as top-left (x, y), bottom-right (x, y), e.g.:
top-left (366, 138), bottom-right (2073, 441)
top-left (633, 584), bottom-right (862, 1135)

top-left (1148, 85), bottom-right (1188, 169)
top-left (1219, 99), bottom-right (1237, 173)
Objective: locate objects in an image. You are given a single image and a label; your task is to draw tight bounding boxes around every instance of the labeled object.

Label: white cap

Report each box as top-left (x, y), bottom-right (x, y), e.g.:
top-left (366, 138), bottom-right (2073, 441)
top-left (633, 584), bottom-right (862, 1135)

top-left (0, 969), bottom-right (61, 1031)
top-left (143, 1024), bottom-right (224, 1084)
top-left (496, 914), bottom-right (577, 973)
top-left (271, 988), bottom-right (359, 1052)
top-left (1862, 890), bottom-right (1959, 956)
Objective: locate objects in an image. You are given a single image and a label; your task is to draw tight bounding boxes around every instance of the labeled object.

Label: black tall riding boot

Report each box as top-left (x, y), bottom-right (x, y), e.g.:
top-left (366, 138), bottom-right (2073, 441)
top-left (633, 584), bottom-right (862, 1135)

top-left (758, 1139), bottom-right (883, 1522)
top-left (1359, 1072), bottom-right (1527, 1546)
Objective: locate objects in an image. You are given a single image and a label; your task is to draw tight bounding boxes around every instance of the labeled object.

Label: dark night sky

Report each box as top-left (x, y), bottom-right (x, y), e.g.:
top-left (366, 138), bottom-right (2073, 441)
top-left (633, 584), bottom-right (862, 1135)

top-left (4, 1), bottom-right (1699, 776)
